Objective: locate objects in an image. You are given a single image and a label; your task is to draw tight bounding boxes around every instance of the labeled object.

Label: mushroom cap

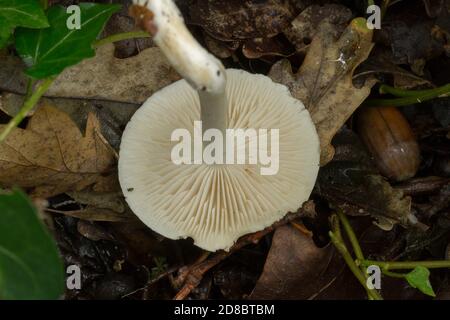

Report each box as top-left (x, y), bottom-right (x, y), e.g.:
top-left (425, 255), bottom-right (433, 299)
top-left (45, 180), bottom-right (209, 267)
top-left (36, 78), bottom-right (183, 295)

top-left (118, 69), bottom-right (320, 251)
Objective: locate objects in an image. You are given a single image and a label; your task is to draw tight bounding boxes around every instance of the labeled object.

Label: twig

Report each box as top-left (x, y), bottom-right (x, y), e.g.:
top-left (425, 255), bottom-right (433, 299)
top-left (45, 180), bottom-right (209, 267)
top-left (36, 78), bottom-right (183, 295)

top-left (121, 265), bottom-right (180, 299)
top-left (173, 204), bottom-right (315, 300)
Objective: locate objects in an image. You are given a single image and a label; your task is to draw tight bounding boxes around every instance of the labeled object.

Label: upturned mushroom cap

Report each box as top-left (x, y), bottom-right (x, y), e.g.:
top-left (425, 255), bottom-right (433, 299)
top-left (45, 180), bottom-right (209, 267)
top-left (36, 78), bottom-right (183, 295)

top-left (119, 69), bottom-right (320, 251)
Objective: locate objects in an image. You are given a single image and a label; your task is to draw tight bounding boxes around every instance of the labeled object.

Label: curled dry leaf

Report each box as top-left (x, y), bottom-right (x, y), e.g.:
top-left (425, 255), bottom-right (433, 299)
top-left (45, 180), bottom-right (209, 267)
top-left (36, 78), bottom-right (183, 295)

top-left (0, 105), bottom-right (116, 198)
top-left (269, 18), bottom-right (375, 165)
top-left (0, 44), bottom-right (179, 104)
top-left (250, 225), bottom-right (334, 299)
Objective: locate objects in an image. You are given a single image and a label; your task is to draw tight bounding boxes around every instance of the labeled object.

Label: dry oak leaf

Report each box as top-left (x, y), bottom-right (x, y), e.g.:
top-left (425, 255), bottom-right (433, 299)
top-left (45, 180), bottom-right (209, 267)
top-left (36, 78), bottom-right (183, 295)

top-left (0, 105), bottom-right (116, 198)
top-left (269, 18), bottom-right (376, 165)
top-left (0, 44), bottom-right (179, 104)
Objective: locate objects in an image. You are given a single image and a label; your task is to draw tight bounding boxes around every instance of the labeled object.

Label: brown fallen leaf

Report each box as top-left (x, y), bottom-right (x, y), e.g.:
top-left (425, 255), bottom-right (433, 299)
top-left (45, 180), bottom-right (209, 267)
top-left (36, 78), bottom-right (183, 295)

top-left (283, 4), bottom-right (352, 52)
top-left (188, 0), bottom-right (296, 41)
top-left (269, 18), bottom-right (376, 165)
top-left (316, 129), bottom-right (413, 230)
top-left (0, 44), bottom-right (179, 104)
top-left (67, 190), bottom-right (125, 214)
top-left (355, 48), bottom-right (433, 90)
top-left (0, 92), bottom-right (139, 150)
top-left (250, 225), bottom-right (334, 299)
top-left (0, 104), bottom-right (116, 198)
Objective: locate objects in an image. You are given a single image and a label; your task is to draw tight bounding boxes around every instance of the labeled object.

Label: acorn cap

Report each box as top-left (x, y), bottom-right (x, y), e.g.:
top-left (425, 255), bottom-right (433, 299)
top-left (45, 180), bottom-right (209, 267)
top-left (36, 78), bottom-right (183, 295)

top-left (118, 69), bottom-right (320, 251)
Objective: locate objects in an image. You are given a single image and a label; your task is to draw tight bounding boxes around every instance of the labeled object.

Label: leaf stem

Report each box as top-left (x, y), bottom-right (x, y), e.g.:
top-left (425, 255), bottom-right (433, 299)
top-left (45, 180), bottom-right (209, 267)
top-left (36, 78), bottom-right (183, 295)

top-left (365, 83), bottom-right (450, 107)
top-left (93, 31), bottom-right (151, 48)
top-left (381, 0), bottom-right (390, 18)
top-left (0, 78), bottom-right (54, 142)
top-left (329, 215), bottom-right (383, 300)
top-left (40, 0), bottom-right (48, 10)
top-left (379, 83), bottom-right (450, 97)
top-left (359, 259), bottom-right (450, 270)
top-left (337, 210), bottom-right (364, 260)
top-left (25, 78), bottom-right (36, 99)
top-left (382, 270), bottom-right (407, 278)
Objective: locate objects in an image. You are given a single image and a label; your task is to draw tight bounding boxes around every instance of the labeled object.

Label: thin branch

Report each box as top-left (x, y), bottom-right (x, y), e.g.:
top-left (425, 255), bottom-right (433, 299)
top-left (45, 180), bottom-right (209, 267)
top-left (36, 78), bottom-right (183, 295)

top-left (173, 204), bottom-right (315, 300)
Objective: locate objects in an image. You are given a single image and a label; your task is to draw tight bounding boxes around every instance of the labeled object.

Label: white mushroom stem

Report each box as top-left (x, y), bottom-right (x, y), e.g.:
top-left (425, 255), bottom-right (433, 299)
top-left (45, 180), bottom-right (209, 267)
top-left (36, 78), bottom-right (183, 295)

top-left (133, 0), bottom-right (228, 134)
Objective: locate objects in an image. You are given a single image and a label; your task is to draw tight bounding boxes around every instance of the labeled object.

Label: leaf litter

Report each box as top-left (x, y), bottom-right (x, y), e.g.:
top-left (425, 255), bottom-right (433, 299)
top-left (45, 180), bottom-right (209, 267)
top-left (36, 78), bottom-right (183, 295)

top-left (0, 0), bottom-right (449, 301)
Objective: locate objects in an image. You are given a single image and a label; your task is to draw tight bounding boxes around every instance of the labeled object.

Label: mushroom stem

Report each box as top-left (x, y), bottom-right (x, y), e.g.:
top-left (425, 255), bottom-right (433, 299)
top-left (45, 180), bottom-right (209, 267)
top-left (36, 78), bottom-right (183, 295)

top-left (198, 91), bottom-right (228, 134)
top-left (132, 0), bottom-right (228, 134)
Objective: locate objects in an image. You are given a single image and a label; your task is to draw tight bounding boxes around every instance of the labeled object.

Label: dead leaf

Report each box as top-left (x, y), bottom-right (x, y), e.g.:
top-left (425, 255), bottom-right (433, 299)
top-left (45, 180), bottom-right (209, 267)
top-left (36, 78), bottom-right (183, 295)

top-left (46, 207), bottom-right (129, 222)
top-left (378, 3), bottom-right (448, 74)
top-left (242, 36), bottom-right (294, 59)
top-left (250, 225), bottom-right (334, 299)
top-left (316, 129), bottom-right (413, 229)
top-left (355, 48), bottom-right (433, 90)
top-left (0, 104), bottom-right (116, 198)
top-left (0, 93), bottom-right (139, 150)
top-left (269, 18), bottom-right (376, 165)
top-left (0, 44), bottom-right (179, 104)
top-left (203, 33), bottom-right (239, 59)
top-left (77, 220), bottom-right (115, 241)
top-left (283, 4), bottom-right (352, 52)
top-left (67, 190), bottom-right (125, 213)
top-left (188, 0), bottom-right (296, 40)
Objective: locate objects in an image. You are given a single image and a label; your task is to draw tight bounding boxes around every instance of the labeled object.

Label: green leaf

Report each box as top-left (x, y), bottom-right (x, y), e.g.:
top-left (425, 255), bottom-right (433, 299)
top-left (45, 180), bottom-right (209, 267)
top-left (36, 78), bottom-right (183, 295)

top-left (0, 0), bottom-right (49, 48)
top-left (0, 190), bottom-right (64, 300)
top-left (15, 3), bottom-right (120, 79)
top-left (405, 266), bottom-right (436, 297)
top-left (0, 24), bottom-right (13, 48)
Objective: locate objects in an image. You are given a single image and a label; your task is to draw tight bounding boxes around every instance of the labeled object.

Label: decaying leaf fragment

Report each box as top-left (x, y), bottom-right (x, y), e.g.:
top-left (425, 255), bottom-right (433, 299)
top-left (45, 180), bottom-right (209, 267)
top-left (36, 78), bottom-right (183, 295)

top-left (0, 105), bottom-right (116, 197)
top-left (250, 225), bottom-right (334, 299)
top-left (316, 129), bottom-right (413, 230)
top-left (269, 18), bottom-right (376, 165)
top-left (188, 0), bottom-right (296, 40)
top-left (283, 4), bottom-right (352, 52)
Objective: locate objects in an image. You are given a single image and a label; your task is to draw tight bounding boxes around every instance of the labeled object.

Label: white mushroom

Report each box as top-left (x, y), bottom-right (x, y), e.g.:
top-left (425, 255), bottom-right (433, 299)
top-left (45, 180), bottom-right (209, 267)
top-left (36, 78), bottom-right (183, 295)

top-left (120, 0), bottom-right (320, 251)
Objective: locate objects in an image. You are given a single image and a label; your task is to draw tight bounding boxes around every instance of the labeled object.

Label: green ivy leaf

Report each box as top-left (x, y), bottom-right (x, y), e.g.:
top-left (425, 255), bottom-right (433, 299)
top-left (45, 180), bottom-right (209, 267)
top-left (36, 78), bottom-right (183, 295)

top-left (405, 266), bottom-right (436, 297)
top-left (15, 3), bottom-right (120, 79)
top-left (0, 190), bottom-right (64, 300)
top-left (0, 0), bottom-right (49, 48)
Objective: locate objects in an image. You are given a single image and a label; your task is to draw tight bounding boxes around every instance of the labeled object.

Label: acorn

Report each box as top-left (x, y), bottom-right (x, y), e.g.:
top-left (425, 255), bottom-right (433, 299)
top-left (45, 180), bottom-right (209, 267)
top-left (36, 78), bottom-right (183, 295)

top-left (357, 106), bottom-right (420, 181)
